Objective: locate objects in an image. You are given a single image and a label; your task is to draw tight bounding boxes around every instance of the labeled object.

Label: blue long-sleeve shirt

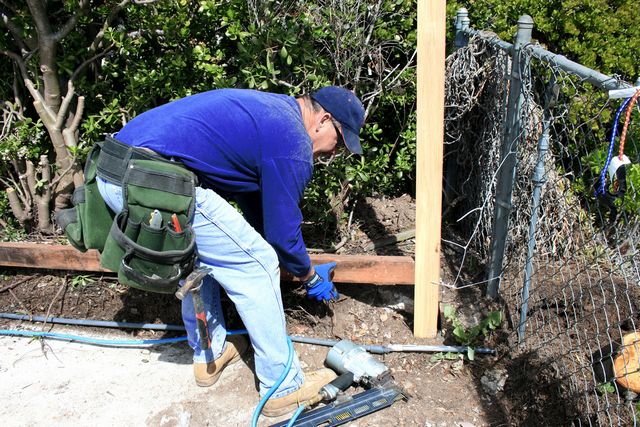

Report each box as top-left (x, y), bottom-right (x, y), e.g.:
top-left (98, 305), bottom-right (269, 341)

top-left (115, 89), bottom-right (313, 277)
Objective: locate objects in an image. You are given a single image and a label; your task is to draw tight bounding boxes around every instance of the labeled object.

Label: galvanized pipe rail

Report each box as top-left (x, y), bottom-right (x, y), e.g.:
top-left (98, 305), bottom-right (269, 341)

top-left (456, 8), bottom-right (630, 92)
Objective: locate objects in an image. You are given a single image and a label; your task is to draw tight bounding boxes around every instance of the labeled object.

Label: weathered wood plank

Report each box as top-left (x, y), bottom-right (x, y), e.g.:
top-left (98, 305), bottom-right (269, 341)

top-left (0, 242), bottom-right (415, 285)
top-left (0, 242), bottom-right (108, 272)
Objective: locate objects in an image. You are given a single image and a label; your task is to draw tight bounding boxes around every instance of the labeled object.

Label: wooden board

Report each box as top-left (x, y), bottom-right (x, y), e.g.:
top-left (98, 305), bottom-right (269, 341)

top-left (414, 0), bottom-right (445, 337)
top-left (0, 242), bottom-right (415, 285)
top-left (0, 242), bottom-right (108, 272)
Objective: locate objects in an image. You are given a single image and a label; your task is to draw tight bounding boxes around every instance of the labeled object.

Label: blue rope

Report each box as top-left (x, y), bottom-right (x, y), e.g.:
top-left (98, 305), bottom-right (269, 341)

top-left (597, 97), bottom-right (632, 196)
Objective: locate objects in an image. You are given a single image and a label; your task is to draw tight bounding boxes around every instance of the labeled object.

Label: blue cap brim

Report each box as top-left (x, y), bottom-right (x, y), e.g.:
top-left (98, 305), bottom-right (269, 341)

top-left (343, 126), bottom-right (362, 155)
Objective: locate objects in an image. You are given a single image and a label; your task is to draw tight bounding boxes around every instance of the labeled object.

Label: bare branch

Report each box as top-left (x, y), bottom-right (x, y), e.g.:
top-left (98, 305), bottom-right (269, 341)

top-left (0, 175), bottom-right (28, 207)
top-left (0, 49), bottom-right (28, 80)
top-left (1, 99), bottom-right (24, 140)
top-left (25, 159), bottom-right (37, 195)
top-left (88, 0), bottom-right (130, 52)
top-left (68, 96), bottom-right (84, 134)
top-left (52, 0), bottom-right (89, 41)
top-left (71, 44), bottom-right (114, 81)
top-left (34, 155), bottom-right (52, 230)
top-left (6, 187), bottom-right (31, 224)
top-left (49, 157), bottom-right (77, 187)
top-left (26, 0), bottom-right (62, 112)
top-left (25, 0), bottom-right (53, 37)
top-left (1, 10), bottom-right (30, 52)
top-left (55, 80), bottom-right (75, 130)
top-left (24, 78), bottom-right (55, 126)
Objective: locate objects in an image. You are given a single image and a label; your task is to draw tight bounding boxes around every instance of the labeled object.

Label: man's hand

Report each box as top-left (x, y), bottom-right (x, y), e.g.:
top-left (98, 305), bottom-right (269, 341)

top-left (303, 262), bottom-right (339, 302)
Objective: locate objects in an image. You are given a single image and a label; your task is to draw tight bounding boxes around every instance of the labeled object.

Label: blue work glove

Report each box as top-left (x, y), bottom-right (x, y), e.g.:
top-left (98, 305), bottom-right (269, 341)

top-left (303, 262), bottom-right (339, 302)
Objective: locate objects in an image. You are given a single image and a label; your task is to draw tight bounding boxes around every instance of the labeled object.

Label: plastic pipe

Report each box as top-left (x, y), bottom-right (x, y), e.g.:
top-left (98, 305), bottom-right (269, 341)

top-left (384, 344), bottom-right (495, 355)
top-left (291, 335), bottom-right (495, 355)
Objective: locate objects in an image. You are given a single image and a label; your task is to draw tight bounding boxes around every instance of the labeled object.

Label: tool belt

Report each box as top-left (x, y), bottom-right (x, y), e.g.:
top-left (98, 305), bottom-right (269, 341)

top-left (56, 137), bottom-right (197, 294)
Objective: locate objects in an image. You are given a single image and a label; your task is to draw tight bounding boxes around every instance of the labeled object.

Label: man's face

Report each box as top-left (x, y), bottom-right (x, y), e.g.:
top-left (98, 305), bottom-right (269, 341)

top-left (311, 113), bottom-right (343, 159)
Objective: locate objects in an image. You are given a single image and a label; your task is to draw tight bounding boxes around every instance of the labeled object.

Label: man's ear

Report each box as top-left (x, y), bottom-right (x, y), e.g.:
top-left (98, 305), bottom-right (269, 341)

top-left (319, 112), bottom-right (332, 126)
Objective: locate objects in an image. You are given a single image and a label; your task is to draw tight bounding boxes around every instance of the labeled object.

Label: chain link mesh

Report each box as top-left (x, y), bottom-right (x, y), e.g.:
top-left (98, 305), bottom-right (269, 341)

top-left (445, 32), bottom-right (640, 425)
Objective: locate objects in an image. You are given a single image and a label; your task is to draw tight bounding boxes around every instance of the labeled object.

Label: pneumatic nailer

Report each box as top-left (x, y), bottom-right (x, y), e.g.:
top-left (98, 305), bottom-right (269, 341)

top-left (271, 339), bottom-right (409, 427)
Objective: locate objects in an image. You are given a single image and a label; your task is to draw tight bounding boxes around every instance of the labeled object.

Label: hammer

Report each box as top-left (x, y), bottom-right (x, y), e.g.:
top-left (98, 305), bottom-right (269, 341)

top-left (175, 268), bottom-right (212, 350)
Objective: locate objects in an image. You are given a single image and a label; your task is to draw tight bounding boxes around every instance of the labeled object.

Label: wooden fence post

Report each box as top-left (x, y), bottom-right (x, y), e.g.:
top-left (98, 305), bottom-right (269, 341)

top-left (414, 0), bottom-right (445, 338)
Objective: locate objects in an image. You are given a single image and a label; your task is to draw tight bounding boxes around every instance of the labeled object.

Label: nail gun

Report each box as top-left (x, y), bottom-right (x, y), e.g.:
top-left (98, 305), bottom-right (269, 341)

top-left (271, 339), bottom-right (409, 427)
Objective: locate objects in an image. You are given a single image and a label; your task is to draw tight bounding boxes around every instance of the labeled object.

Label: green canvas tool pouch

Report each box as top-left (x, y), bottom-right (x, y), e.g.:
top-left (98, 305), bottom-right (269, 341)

top-left (55, 142), bottom-right (114, 252)
top-left (100, 157), bottom-right (197, 294)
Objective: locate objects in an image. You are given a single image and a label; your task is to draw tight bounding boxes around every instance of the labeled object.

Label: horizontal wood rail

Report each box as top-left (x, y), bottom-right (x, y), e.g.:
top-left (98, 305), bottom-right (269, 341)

top-left (0, 242), bottom-right (415, 285)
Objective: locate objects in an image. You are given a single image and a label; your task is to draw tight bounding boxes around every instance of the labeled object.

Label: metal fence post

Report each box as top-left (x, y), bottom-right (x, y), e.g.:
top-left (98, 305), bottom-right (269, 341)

top-left (444, 8), bottom-right (471, 209)
top-left (486, 15), bottom-right (533, 298)
top-left (454, 8), bottom-right (469, 48)
top-left (518, 80), bottom-right (557, 344)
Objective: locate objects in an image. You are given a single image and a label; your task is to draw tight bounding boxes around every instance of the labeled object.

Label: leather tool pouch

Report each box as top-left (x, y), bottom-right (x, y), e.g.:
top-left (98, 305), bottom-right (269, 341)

top-left (100, 158), bottom-right (197, 294)
top-left (55, 142), bottom-right (114, 252)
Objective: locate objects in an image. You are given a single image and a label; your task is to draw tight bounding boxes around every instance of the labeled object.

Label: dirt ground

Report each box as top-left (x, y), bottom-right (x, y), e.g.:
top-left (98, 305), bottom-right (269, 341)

top-left (0, 195), bottom-right (513, 427)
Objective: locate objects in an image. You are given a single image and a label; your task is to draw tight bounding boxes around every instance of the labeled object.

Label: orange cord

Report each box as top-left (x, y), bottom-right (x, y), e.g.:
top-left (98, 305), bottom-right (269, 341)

top-left (619, 89), bottom-right (640, 160)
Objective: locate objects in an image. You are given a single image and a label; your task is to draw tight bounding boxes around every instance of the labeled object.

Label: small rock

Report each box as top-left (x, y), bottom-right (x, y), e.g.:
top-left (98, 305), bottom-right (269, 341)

top-left (624, 390), bottom-right (638, 402)
top-left (480, 367), bottom-right (508, 395)
top-left (451, 359), bottom-right (464, 373)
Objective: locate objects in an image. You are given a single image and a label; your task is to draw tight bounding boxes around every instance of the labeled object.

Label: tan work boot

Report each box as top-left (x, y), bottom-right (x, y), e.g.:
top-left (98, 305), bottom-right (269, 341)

top-left (262, 368), bottom-right (337, 417)
top-left (193, 334), bottom-right (249, 387)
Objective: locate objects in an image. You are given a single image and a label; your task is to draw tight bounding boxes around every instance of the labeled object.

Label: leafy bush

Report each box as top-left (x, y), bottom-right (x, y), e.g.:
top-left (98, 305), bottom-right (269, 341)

top-left (448, 0), bottom-right (639, 224)
top-left (24, 0), bottom-right (417, 232)
top-left (2, 0), bottom-right (637, 234)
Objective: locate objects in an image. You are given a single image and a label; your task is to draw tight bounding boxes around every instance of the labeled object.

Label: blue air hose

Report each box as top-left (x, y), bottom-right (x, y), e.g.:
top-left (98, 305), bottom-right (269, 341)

top-left (1, 313), bottom-right (495, 425)
top-left (0, 329), bottom-right (187, 346)
top-left (287, 405), bottom-right (306, 427)
top-left (1, 324), bottom-right (300, 425)
top-left (0, 313), bottom-right (496, 354)
top-left (0, 326), bottom-right (303, 425)
top-left (251, 336), bottom-right (295, 427)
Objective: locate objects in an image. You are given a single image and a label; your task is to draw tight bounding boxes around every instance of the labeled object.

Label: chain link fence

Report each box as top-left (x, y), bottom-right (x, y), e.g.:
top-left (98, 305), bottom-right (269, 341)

top-left (444, 9), bottom-right (640, 425)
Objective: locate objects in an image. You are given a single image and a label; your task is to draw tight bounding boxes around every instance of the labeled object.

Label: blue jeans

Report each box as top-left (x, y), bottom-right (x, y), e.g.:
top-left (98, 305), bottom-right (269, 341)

top-left (97, 176), bottom-right (303, 397)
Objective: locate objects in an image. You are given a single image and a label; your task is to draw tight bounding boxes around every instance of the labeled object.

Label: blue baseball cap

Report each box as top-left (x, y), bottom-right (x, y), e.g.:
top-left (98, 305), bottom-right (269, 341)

top-left (310, 86), bottom-right (365, 155)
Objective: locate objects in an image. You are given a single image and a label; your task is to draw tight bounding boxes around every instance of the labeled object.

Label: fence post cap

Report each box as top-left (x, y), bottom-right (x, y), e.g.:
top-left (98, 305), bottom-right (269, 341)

top-left (518, 15), bottom-right (534, 27)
